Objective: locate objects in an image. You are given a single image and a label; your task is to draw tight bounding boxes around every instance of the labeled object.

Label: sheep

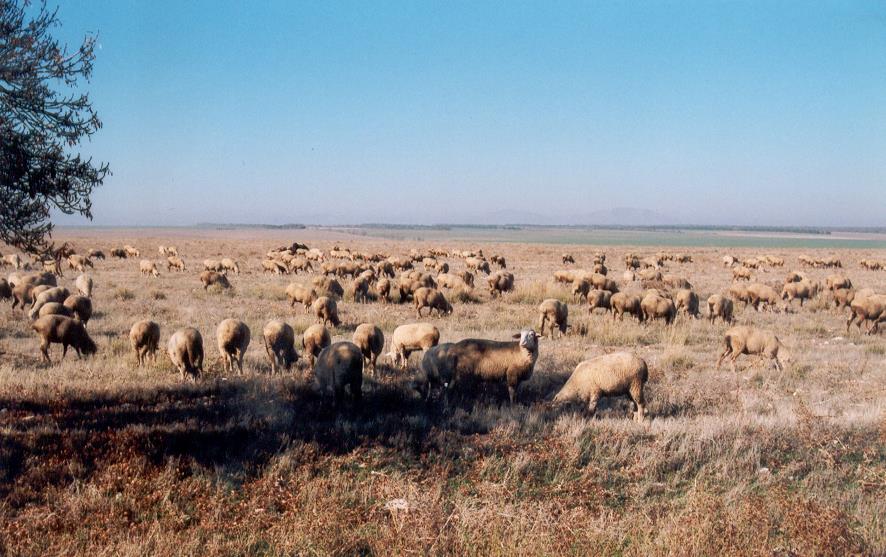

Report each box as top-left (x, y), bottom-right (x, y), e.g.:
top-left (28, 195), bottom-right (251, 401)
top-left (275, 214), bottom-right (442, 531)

top-left (124, 245), bottom-right (140, 258)
top-left (716, 326), bottom-right (784, 372)
top-left (37, 302), bottom-right (74, 319)
top-left (285, 283), bottom-right (317, 312)
top-left (166, 256), bottom-right (187, 272)
top-left (353, 323), bottom-right (384, 374)
top-left (139, 260), bottom-right (160, 277)
top-left (75, 274), bottom-right (93, 297)
top-left (376, 278), bottom-right (392, 303)
top-left (846, 294), bottom-right (886, 334)
top-left (29, 286), bottom-right (70, 320)
top-left (67, 254), bottom-right (93, 272)
top-left (217, 318), bottom-right (251, 374)
top-left (220, 258), bottom-right (240, 274)
top-left (587, 289), bottom-right (612, 314)
top-left (262, 259), bottom-right (287, 274)
top-left (302, 324), bottom-right (332, 369)
top-left (830, 287), bottom-right (855, 310)
top-left (262, 320), bottom-right (299, 374)
top-left (88, 249), bottom-right (105, 260)
top-left (663, 274), bottom-right (692, 290)
top-left (0, 278), bottom-right (12, 303)
top-left (312, 275), bottom-right (344, 299)
top-left (732, 267), bottom-right (752, 281)
top-left (110, 248), bottom-right (127, 259)
top-left (490, 254), bottom-right (507, 269)
top-left (747, 283), bottom-right (780, 311)
top-left (537, 299), bottom-right (568, 338)
top-left (638, 268), bottom-right (662, 281)
top-left (622, 270), bottom-right (636, 283)
top-left (674, 289), bottom-right (700, 318)
top-left (781, 280), bottom-right (814, 307)
top-left (312, 296), bottom-right (341, 327)
top-left (425, 329), bottom-right (542, 404)
top-left (641, 293), bottom-right (676, 324)
top-left (457, 270), bottom-right (475, 288)
top-left (572, 278), bottom-right (591, 302)
top-left (562, 254), bottom-right (575, 264)
top-left (31, 315), bottom-right (97, 363)
top-left (387, 323), bottom-right (440, 369)
top-left (63, 295), bottom-right (93, 326)
top-left (487, 271), bottom-right (514, 297)
top-left (3, 254), bottom-right (23, 269)
top-left (352, 275), bottom-right (371, 303)
top-left (590, 273), bottom-right (619, 293)
top-left (203, 259), bottom-right (223, 272)
top-left (200, 270), bottom-right (231, 290)
top-left (465, 257), bottom-right (490, 274)
top-left (413, 287), bottom-right (453, 317)
top-left (418, 343), bottom-right (456, 399)
top-left (167, 328), bottom-right (204, 381)
top-left (553, 352), bottom-right (648, 422)
top-left (288, 257), bottom-right (313, 274)
top-left (437, 273), bottom-right (470, 290)
top-left (130, 320), bottom-right (161, 366)
top-left (314, 342), bottom-right (363, 406)
top-left (729, 283), bottom-right (752, 308)
top-left (593, 262), bottom-right (608, 276)
top-left (610, 292), bottom-right (643, 321)
top-left (825, 274), bottom-right (852, 291)
top-left (707, 294), bottom-right (734, 323)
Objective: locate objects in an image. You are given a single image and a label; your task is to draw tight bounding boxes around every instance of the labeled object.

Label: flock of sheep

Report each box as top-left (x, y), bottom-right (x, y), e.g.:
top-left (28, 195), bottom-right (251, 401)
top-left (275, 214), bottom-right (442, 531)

top-left (1, 240), bottom-right (884, 420)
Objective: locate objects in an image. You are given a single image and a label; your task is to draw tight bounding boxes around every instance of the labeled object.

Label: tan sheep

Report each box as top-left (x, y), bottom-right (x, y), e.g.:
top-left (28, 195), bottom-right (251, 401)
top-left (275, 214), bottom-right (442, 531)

top-left (487, 271), bottom-right (514, 297)
top-left (312, 296), bottom-right (341, 327)
top-left (537, 299), bottom-right (568, 338)
top-left (640, 293), bottom-right (676, 325)
top-left (376, 278), bottom-right (392, 303)
top-left (387, 323), bottom-right (440, 369)
top-left (216, 319), bottom-right (251, 374)
top-left (572, 278), bottom-right (590, 302)
top-left (610, 292), bottom-right (643, 321)
top-left (553, 352), bottom-right (648, 422)
top-left (37, 302), bottom-right (74, 319)
top-left (302, 324), bottom-right (331, 368)
top-left (220, 258), bottom-right (241, 274)
top-left (286, 283), bottom-right (317, 312)
top-left (31, 315), bottom-right (97, 363)
top-left (203, 259), bottom-right (223, 272)
top-left (732, 266), bottom-right (752, 281)
top-left (314, 342), bottom-right (364, 406)
top-left (63, 295), bottom-right (93, 326)
top-left (747, 283), bottom-right (780, 311)
top-left (830, 287), bottom-right (855, 310)
top-left (587, 289), bottom-right (612, 314)
top-left (75, 273), bottom-right (93, 297)
top-left (200, 270), bottom-right (231, 290)
top-left (263, 320), bottom-right (299, 374)
top-left (29, 286), bottom-right (70, 320)
top-left (167, 327), bottom-right (204, 381)
top-left (825, 274), bottom-right (851, 291)
top-left (781, 280), bottom-right (814, 307)
top-left (166, 256), bottom-right (186, 272)
top-left (413, 287), bottom-right (453, 317)
top-left (674, 289), bottom-right (700, 318)
top-left (312, 275), bottom-right (344, 299)
top-left (846, 294), bottom-right (886, 334)
top-left (130, 320), bottom-right (161, 366)
top-left (716, 326), bottom-right (784, 372)
top-left (707, 294), bottom-right (734, 323)
top-left (353, 323), bottom-right (384, 374)
top-left (139, 259), bottom-right (160, 277)
top-left (124, 245), bottom-right (140, 258)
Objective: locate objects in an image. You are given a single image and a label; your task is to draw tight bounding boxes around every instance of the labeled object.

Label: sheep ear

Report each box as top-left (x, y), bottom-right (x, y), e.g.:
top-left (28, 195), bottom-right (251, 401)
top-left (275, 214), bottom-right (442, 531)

top-left (512, 333), bottom-right (521, 339)
top-left (536, 334), bottom-right (545, 339)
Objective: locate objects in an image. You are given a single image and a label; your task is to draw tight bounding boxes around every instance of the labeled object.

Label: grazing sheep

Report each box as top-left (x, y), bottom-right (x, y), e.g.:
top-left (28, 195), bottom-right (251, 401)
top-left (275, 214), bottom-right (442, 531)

top-left (37, 302), bottom-right (74, 319)
top-left (167, 328), bottom-right (204, 380)
top-left (124, 245), bottom-right (140, 258)
top-left (413, 287), bottom-right (453, 317)
top-left (572, 278), bottom-right (591, 302)
top-left (674, 289), bottom-right (700, 318)
top-left (707, 294), bottom-right (734, 323)
top-left (825, 274), bottom-right (852, 291)
top-left (312, 275), bottom-right (344, 299)
top-left (130, 320), bottom-right (161, 366)
top-left (590, 273), bottom-right (619, 293)
top-left (717, 326), bottom-right (784, 372)
top-left (263, 320), bottom-right (299, 374)
top-left (352, 275), bottom-right (371, 303)
top-left (314, 342), bottom-right (364, 406)
top-left (562, 254), bottom-right (575, 264)
top-left (732, 267), bottom-right (752, 281)
top-left (312, 296), bottom-right (341, 327)
top-left (387, 323), bottom-right (440, 369)
top-left (428, 329), bottom-right (542, 404)
top-left (88, 249), bottom-right (105, 260)
top-left (457, 270), bottom-right (475, 288)
top-left (67, 254), bottom-right (93, 272)
top-left (75, 274), bottom-right (93, 297)
top-left (29, 286), bottom-right (70, 320)
top-left (830, 287), bottom-right (855, 310)
top-left (663, 275), bottom-right (692, 290)
top-left (63, 295), bottom-right (93, 326)
top-left (166, 256), bottom-right (187, 272)
top-left (729, 283), bottom-right (752, 308)
top-left (110, 248), bottom-right (127, 259)
top-left (418, 343), bottom-right (456, 399)
top-left (587, 289), bottom-right (612, 314)
top-left (487, 271), bottom-right (514, 297)
top-left (538, 299), bottom-right (568, 338)
top-left (747, 283), bottom-right (780, 311)
top-left (641, 293), bottom-right (676, 324)
top-left (638, 268), bottom-right (662, 282)
top-left (262, 259), bottom-right (287, 274)
top-left (3, 253), bottom-right (23, 269)
top-left (353, 323), bottom-right (384, 374)
top-left (610, 292), bottom-right (643, 322)
top-left (466, 257), bottom-right (491, 274)
top-left (285, 283), bottom-right (317, 312)
top-left (302, 324), bottom-right (331, 368)
top-left (553, 352), bottom-right (648, 422)
top-left (139, 260), bottom-right (160, 277)
top-left (31, 315), bottom-right (97, 363)
top-left (781, 280), bottom-right (814, 307)
top-left (200, 271), bottom-right (230, 290)
top-left (203, 259), bottom-right (223, 272)
top-left (490, 255), bottom-right (507, 269)
top-left (376, 278), bottom-right (392, 303)
top-left (220, 258), bottom-right (241, 274)
top-left (217, 319), bottom-right (251, 374)
top-left (846, 294), bottom-right (886, 334)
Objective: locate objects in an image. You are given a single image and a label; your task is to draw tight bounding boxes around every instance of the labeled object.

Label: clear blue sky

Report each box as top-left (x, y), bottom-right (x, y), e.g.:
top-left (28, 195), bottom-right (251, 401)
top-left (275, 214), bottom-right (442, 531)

top-left (52, 1), bottom-right (886, 227)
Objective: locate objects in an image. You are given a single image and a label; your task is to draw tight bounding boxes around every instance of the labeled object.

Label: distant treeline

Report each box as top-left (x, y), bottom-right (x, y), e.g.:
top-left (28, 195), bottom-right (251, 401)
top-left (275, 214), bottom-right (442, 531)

top-left (197, 223), bottom-right (306, 230)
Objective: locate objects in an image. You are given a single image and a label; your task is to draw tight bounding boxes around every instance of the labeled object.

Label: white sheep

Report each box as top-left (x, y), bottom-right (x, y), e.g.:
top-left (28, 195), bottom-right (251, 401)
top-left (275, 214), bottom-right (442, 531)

top-left (553, 352), bottom-right (648, 422)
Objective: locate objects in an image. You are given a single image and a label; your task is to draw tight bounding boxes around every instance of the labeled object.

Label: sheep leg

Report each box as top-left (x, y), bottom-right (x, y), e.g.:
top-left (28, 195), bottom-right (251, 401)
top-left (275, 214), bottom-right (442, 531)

top-left (587, 393), bottom-right (599, 417)
top-left (629, 383), bottom-right (646, 422)
top-left (772, 355), bottom-right (783, 372)
top-left (507, 385), bottom-right (517, 405)
top-left (264, 342), bottom-right (276, 374)
top-left (716, 345), bottom-right (731, 369)
top-left (40, 340), bottom-right (51, 364)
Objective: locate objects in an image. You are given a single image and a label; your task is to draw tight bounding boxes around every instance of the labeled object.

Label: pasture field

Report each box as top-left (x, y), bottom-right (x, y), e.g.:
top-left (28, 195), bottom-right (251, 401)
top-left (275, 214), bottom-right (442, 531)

top-left (1, 227), bottom-right (884, 556)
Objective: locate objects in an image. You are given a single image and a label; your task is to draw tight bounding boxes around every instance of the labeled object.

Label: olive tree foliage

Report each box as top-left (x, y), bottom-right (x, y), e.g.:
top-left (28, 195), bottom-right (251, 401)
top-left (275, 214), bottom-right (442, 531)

top-left (1, 0), bottom-right (108, 255)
